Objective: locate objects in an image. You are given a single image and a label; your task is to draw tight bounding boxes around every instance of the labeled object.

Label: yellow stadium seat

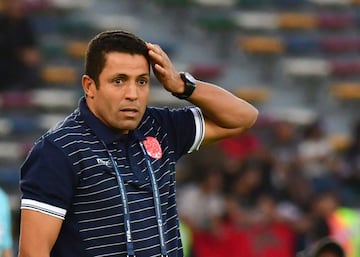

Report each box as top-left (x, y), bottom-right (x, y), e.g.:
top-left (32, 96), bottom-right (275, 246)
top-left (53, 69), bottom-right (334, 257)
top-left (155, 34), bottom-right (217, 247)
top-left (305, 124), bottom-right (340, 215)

top-left (278, 13), bottom-right (317, 29)
top-left (330, 82), bottom-right (360, 100)
top-left (41, 66), bottom-right (78, 84)
top-left (327, 133), bottom-right (351, 152)
top-left (239, 36), bottom-right (284, 54)
top-left (233, 86), bottom-right (271, 103)
top-left (66, 41), bottom-right (88, 59)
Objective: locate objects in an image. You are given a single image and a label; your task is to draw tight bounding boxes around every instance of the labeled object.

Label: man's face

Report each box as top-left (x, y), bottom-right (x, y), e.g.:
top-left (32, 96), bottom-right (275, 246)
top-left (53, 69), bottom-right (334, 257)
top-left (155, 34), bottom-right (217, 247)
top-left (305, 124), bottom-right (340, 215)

top-left (85, 52), bottom-right (150, 134)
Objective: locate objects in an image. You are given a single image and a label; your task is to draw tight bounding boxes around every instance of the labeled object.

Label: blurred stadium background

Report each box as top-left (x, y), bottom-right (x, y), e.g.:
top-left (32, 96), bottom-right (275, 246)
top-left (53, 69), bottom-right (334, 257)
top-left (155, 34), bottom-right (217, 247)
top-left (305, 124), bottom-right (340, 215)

top-left (1, 0), bottom-right (360, 256)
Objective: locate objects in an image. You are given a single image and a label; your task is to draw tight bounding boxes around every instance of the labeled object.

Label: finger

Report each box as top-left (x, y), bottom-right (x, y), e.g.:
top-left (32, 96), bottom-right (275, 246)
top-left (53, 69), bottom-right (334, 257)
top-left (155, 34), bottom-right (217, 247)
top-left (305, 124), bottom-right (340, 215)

top-left (153, 63), bottom-right (166, 74)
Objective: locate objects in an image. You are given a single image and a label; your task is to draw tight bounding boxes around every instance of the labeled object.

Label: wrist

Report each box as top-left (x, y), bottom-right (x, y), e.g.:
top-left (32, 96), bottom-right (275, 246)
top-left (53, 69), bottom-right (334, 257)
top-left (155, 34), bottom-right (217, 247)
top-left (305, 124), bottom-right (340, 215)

top-left (172, 72), bottom-right (197, 99)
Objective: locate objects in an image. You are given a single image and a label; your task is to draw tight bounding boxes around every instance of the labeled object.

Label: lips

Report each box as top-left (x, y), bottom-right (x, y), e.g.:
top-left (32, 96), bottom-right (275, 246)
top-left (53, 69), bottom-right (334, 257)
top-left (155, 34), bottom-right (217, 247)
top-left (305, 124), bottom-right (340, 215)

top-left (120, 107), bottom-right (139, 117)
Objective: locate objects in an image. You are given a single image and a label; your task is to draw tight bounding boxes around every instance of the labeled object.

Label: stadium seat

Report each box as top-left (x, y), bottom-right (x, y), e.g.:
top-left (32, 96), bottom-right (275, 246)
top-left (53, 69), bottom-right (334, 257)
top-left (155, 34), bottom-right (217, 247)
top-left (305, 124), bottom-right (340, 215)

top-left (66, 40), bottom-right (88, 59)
top-left (308, 0), bottom-right (352, 6)
top-left (89, 14), bottom-right (139, 32)
top-left (41, 65), bottom-right (78, 84)
top-left (236, 0), bottom-right (271, 6)
top-left (283, 58), bottom-right (330, 77)
top-left (31, 89), bottom-right (78, 109)
top-left (59, 18), bottom-right (98, 37)
top-left (0, 142), bottom-right (23, 161)
top-left (47, 0), bottom-right (93, 10)
top-left (39, 40), bottom-right (66, 59)
top-left (319, 36), bottom-right (360, 53)
top-left (24, 0), bottom-right (50, 11)
top-left (196, 15), bottom-right (237, 31)
top-left (193, 0), bottom-right (236, 7)
top-left (329, 82), bottom-right (360, 100)
top-left (0, 91), bottom-right (33, 109)
top-left (330, 60), bottom-right (360, 76)
top-left (0, 167), bottom-right (21, 185)
top-left (273, 0), bottom-right (306, 7)
top-left (278, 12), bottom-right (317, 30)
top-left (155, 0), bottom-right (193, 7)
top-left (189, 64), bottom-right (224, 80)
top-left (233, 87), bottom-right (271, 103)
top-left (284, 35), bottom-right (320, 54)
top-left (31, 15), bottom-right (60, 34)
top-left (239, 36), bottom-right (284, 54)
top-left (232, 11), bottom-right (278, 30)
top-left (317, 13), bottom-right (354, 29)
top-left (0, 114), bottom-right (65, 136)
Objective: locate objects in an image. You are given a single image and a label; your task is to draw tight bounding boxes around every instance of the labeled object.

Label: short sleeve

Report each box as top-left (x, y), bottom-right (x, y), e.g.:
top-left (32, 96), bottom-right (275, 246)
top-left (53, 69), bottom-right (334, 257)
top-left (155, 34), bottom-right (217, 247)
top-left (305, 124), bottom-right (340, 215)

top-left (20, 138), bottom-right (77, 219)
top-left (149, 106), bottom-right (205, 160)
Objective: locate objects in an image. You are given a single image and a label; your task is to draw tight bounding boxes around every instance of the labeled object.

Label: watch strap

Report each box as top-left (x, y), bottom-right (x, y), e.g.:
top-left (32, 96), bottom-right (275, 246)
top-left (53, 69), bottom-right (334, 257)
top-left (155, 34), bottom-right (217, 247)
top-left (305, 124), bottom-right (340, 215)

top-left (172, 72), bottom-right (196, 99)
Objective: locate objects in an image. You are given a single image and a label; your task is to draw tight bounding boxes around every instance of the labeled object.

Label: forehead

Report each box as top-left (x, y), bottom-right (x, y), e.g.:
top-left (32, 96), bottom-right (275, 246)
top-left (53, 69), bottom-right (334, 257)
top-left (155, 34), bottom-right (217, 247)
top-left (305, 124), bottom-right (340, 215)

top-left (102, 52), bottom-right (149, 73)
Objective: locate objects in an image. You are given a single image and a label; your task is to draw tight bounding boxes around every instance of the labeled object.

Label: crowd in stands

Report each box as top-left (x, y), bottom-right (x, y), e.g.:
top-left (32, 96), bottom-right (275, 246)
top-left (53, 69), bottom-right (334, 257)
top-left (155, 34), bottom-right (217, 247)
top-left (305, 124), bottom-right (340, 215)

top-left (0, 0), bottom-right (360, 257)
top-left (176, 117), bottom-right (360, 257)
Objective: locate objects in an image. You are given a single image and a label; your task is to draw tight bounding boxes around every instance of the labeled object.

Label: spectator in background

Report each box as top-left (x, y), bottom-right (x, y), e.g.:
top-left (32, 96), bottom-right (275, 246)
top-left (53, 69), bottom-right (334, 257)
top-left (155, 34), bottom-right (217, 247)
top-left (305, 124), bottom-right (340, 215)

top-left (0, 187), bottom-right (13, 257)
top-left (297, 237), bottom-right (346, 257)
top-left (267, 120), bottom-right (300, 199)
top-left (0, 0), bottom-right (41, 91)
top-left (177, 168), bottom-right (225, 235)
top-left (342, 119), bottom-right (360, 205)
top-left (297, 121), bottom-right (339, 193)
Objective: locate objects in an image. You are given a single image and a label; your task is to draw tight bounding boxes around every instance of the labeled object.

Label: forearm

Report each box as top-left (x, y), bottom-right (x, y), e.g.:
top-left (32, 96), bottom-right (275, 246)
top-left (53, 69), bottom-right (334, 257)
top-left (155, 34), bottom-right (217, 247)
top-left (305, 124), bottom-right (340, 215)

top-left (2, 249), bottom-right (14, 257)
top-left (188, 80), bottom-right (259, 130)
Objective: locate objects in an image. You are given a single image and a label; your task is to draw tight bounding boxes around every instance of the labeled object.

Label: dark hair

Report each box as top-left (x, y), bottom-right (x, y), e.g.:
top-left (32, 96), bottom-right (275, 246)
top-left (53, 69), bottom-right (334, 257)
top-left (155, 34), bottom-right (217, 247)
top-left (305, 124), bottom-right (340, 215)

top-left (84, 30), bottom-right (150, 86)
top-left (296, 238), bottom-right (345, 257)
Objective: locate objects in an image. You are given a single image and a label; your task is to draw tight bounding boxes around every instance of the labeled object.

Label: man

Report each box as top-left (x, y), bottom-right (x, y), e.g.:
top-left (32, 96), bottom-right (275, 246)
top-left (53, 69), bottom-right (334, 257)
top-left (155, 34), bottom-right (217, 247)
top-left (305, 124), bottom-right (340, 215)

top-left (297, 238), bottom-right (346, 257)
top-left (18, 30), bottom-right (258, 257)
top-left (0, 0), bottom-right (41, 90)
top-left (0, 187), bottom-right (13, 257)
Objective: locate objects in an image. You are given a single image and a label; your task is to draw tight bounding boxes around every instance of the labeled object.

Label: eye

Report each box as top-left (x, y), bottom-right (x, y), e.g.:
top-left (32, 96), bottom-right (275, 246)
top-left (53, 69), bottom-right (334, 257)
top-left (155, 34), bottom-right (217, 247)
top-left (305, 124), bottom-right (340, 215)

top-left (113, 78), bottom-right (123, 85)
top-left (138, 78), bottom-right (148, 86)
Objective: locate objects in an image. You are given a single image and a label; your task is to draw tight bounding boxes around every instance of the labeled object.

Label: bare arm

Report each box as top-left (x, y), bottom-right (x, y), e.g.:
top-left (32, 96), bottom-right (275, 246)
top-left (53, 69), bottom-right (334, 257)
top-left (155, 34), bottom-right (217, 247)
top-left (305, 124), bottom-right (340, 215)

top-left (2, 248), bottom-right (13, 257)
top-left (147, 43), bottom-right (258, 145)
top-left (18, 209), bottom-right (63, 257)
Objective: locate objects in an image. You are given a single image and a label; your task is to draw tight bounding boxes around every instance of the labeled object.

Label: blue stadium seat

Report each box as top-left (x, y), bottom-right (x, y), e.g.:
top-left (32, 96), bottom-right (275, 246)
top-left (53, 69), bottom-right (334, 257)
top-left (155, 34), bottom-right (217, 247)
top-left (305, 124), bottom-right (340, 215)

top-left (285, 35), bottom-right (320, 54)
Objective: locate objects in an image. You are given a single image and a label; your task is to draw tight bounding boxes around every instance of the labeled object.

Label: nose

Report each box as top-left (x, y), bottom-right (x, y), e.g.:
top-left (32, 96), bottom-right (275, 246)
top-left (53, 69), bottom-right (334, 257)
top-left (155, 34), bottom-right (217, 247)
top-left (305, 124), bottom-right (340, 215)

top-left (124, 83), bottom-right (138, 100)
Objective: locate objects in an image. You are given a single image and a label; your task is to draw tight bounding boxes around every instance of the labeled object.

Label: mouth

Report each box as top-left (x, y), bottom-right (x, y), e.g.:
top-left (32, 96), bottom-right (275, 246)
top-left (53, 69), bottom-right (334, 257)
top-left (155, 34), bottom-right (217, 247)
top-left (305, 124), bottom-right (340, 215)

top-left (120, 107), bottom-right (139, 117)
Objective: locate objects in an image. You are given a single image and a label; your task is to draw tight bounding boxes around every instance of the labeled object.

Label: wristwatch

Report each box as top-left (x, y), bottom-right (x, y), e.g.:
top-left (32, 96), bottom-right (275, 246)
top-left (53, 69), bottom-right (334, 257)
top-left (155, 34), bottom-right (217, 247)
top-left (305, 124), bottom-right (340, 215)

top-left (172, 72), bottom-right (197, 99)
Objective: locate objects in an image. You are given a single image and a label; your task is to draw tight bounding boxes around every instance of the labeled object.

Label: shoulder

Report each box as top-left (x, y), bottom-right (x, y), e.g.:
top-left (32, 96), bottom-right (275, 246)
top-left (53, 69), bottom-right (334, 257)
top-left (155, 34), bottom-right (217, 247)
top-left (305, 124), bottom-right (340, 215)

top-left (29, 110), bottom-right (85, 156)
top-left (42, 110), bottom-right (84, 143)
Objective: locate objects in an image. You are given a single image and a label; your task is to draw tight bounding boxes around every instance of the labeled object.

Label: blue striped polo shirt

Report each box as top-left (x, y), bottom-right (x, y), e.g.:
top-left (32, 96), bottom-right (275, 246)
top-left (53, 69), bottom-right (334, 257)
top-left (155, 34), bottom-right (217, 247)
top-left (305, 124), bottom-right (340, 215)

top-left (20, 97), bottom-right (205, 257)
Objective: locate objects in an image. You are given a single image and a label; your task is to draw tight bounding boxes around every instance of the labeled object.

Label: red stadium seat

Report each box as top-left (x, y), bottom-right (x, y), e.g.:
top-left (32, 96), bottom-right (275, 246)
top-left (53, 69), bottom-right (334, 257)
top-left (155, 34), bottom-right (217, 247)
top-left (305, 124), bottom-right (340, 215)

top-left (189, 64), bottom-right (224, 80)
top-left (0, 92), bottom-right (33, 109)
top-left (330, 60), bottom-right (360, 76)
top-left (319, 36), bottom-right (360, 53)
top-left (317, 13), bottom-right (354, 29)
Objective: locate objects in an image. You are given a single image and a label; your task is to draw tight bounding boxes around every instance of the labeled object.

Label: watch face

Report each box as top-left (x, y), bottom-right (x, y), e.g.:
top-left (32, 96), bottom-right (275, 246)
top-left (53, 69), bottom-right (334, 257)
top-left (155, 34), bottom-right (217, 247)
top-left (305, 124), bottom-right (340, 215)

top-left (184, 72), bottom-right (196, 84)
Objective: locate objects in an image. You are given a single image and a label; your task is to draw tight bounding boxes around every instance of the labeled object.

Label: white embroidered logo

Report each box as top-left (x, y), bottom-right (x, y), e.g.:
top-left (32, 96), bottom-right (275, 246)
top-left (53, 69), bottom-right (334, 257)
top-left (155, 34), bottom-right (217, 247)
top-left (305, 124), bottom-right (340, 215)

top-left (96, 158), bottom-right (112, 168)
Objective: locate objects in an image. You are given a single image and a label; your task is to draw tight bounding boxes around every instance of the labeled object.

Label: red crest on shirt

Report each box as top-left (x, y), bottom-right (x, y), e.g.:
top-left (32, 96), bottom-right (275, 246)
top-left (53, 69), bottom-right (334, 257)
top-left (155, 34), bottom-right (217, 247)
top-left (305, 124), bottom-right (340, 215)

top-left (143, 136), bottom-right (162, 159)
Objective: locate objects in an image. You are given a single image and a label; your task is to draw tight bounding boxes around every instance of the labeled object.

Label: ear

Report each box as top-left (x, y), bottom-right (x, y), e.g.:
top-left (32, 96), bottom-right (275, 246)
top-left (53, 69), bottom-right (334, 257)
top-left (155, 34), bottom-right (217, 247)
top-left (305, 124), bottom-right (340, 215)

top-left (82, 75), bottom-right (96, 98)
